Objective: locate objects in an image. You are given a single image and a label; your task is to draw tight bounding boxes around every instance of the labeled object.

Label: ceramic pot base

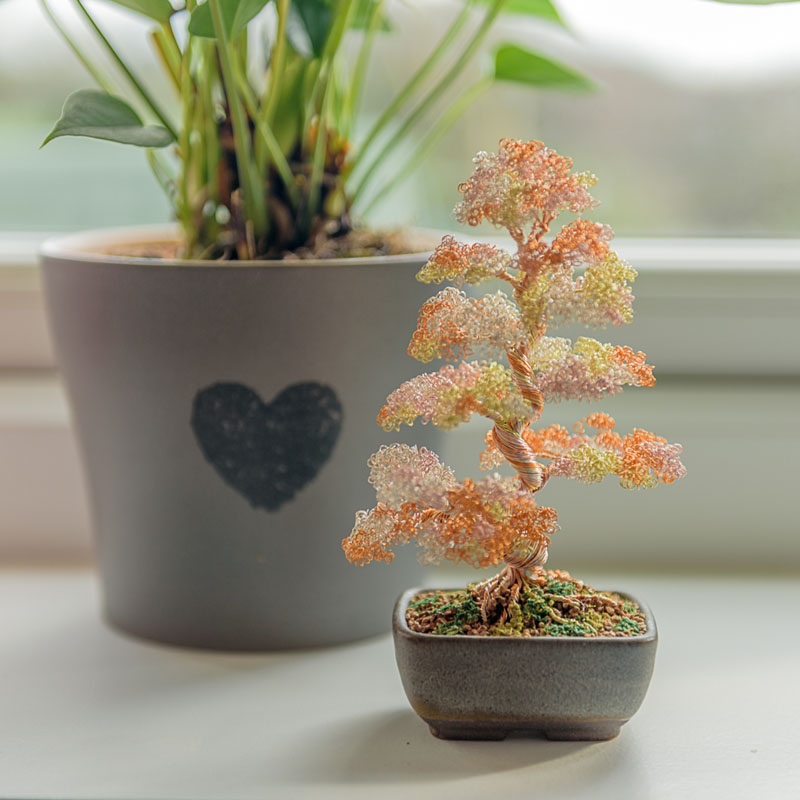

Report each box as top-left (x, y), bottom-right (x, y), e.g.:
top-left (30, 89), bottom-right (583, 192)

top-left (426, 719), bottom-right (623, 741)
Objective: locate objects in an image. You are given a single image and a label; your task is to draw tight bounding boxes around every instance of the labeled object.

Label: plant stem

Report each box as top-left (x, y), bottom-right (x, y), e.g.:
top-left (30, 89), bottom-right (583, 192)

top-left (350, 0), bottom-right (475, 174)
top-left (178, 33), bottom-right (197, 254)
top-left (191, 89), bottom-right (206, 219)
top-left (151, 24), bottom-right (181, 92)
top-left (200, 40), bottom-right (220, 206)
top-left (306, 80), bottom-right (333, 227)
top-left (342, 0), bottom-right (384, 141)
top-left (191, 47), bottom-right (218, 250)
top-left (39, 0), bottom-right (116, 93)
top-left (72, 0), bottom-right (178, 140)
top-left (145, 149), bottom-right (178, 212)
top-left (234, 61), bottom-right (300, 208)
top-left (263, 0), bottom-right (289, 125)
top-left (301, 59), bottom-right (322, 135)
top-left (307, 0), bottom-right (356, 122)
top-left (208, 0), bottom-right (268, 241)
top-left (352, 0), bottom-right (506, 204)
top-left (359, 76), bottom-right (490, 218)
top-left (233, 60), bottom-right (267, 177)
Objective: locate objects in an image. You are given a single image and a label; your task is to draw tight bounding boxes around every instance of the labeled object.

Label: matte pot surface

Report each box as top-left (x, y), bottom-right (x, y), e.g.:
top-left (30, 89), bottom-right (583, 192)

top-left (393, 587), bottom-right (658, 741)
top-left (40, 227), bottom-right (439, 650)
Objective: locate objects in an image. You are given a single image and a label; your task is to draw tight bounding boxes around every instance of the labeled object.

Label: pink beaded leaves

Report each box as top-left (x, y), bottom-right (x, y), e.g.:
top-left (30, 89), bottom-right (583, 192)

top-left (343, 138), bottom-right (685, 572)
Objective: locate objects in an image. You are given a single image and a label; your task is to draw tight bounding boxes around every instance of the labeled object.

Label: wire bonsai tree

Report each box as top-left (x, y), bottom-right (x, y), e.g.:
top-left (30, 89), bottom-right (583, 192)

top-left (39, 0), bottom-right (591, 260)
top-left (342, 138), bottom-right (686, 634)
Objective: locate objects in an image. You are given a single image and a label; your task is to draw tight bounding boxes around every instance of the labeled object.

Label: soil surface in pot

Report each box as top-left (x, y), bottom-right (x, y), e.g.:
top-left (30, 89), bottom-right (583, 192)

top-left (103, 227), bottom-right (437, 261)
top-left (406, 570), bottom-right (646, 638)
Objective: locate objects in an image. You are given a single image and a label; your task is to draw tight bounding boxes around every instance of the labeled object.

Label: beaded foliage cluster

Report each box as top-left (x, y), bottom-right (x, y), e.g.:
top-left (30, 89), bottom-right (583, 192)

top-left (342, 139), bottom-right (686, 575)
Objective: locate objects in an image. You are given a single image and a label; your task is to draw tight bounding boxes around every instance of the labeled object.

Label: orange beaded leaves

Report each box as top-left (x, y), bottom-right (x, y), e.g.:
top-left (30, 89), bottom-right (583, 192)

top-left (343, 139), bottom-right (685, 575)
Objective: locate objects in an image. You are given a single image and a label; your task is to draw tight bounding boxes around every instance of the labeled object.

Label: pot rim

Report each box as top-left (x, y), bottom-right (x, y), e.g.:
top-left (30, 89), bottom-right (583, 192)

top-left (39, 224), bottom-right (438, 269)
top-left (394, 586), bottom-right (658, 645)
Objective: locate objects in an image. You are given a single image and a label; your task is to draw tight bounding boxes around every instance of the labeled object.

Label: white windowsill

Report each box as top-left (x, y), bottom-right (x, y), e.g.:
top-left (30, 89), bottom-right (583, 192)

top-left (1, 567), bottom-right (797, 800)
top-left (3, 233), bottom-right (800, 372)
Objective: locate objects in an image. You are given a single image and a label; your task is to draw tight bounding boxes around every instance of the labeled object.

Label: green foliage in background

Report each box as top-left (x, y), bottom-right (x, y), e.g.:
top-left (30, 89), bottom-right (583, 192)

top-left (41, 0), bottom-right (592, 259)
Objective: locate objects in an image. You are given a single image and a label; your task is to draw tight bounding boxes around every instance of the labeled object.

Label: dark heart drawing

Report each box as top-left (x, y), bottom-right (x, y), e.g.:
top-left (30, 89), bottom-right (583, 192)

top-left (191, 381), bottom-right (343, 511)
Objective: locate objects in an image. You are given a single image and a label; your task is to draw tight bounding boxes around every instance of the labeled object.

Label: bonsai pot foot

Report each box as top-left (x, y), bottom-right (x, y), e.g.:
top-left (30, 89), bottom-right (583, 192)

top-left (427, 719), bottom-right (623, 741)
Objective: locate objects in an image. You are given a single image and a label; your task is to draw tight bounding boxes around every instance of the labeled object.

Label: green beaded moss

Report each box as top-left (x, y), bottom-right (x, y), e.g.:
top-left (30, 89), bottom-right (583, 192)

top-left (405, 573), bottom-right (647, 638)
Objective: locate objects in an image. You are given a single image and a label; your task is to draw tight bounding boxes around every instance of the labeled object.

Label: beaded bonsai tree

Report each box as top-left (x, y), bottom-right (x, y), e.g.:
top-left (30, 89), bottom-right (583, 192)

top-left (342, 138), bottom-right (686, 636)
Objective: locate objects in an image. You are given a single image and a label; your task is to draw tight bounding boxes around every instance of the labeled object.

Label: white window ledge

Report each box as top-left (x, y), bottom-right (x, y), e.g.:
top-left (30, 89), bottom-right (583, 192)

top-left (1, 568), bottom-right (797, 800)
top-left (3, 233), bottom-right (800, 373)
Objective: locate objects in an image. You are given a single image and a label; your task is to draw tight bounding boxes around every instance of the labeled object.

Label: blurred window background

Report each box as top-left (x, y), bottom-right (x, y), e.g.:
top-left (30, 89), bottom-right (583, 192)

top-left (1, 0), bottom-right (798, 570)
top-left (2, 0), bottom-right (800, 235)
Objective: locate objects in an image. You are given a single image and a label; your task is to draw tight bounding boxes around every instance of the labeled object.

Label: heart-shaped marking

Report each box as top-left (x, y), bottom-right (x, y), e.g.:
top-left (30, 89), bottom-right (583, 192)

top-left (191, 382), bottom-right (343, 511)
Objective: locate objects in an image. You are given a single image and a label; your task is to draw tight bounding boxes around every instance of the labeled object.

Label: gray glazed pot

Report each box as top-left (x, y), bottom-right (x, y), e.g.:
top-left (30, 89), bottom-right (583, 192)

top-left (40, 226), bottom-right (438, 651)
top-left (393, 587), bottom-right (657, 741)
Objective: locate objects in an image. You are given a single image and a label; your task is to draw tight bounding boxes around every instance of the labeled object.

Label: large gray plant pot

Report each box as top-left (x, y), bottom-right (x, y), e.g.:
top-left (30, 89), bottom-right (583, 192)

top-left (40, 226), bottom-right (438, 650)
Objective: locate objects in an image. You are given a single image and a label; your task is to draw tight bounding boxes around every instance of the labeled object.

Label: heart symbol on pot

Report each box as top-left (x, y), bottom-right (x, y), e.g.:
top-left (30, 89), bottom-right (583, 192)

top-left (191, 381), bottom-right (343, 512)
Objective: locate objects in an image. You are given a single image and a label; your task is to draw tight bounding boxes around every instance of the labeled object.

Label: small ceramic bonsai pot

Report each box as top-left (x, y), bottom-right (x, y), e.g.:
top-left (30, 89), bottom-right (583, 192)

top-left (392, 587), bottom-right (658, 741)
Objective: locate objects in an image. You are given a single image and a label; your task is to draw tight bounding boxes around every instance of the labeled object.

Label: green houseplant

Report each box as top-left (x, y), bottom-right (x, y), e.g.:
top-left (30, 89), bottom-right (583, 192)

top-left (40, 0), bottom-right (591, 259)
top-left (38, 1), bottom-right (592, 651)
top-left (343, 138), bottom-right (686, 739)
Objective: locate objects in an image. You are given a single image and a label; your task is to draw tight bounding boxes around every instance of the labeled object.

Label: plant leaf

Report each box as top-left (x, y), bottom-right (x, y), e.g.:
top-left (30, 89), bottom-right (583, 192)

top-left (42, 89), bottom-right (174, 148)
top-left (101, 0), bottom-right (175, 22)
top-left (492, 44), bottom-right (593, 91)
top-left (188, 0), bottom-right (271, 39)
top-left (286, 0), bottom-right (335, 58)
top-left (477, 0), bottom-right (564, 26)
